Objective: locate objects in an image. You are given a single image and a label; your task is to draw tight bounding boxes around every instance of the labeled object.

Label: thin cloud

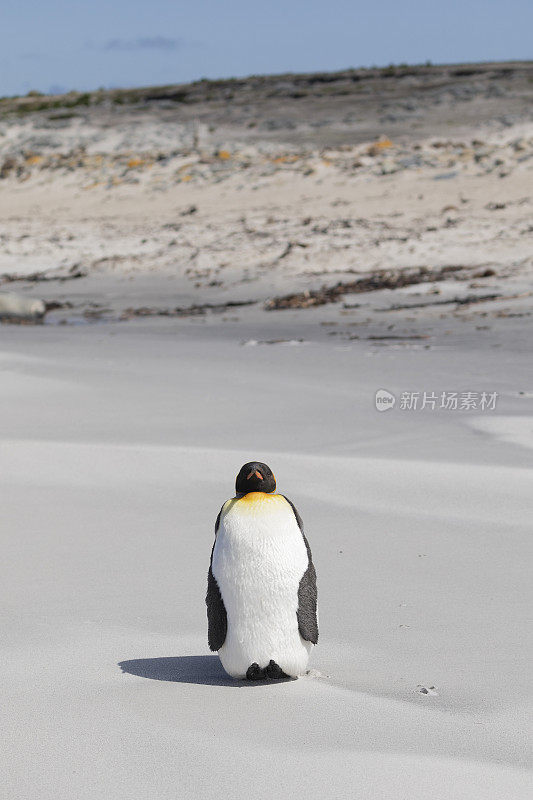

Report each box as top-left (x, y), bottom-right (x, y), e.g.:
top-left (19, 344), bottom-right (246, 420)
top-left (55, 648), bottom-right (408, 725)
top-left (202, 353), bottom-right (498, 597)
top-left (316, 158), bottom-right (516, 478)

top-left (102, 37), bottom-right (181, 52)
top-left (19, 52), bottom-right (50, 60)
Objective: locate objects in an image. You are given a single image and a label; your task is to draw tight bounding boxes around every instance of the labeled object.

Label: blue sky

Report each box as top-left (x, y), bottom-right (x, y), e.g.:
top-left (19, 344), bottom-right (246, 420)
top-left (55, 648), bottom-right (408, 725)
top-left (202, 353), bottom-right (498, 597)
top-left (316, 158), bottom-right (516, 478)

top-left (1, 0), bottom-right (532, 97)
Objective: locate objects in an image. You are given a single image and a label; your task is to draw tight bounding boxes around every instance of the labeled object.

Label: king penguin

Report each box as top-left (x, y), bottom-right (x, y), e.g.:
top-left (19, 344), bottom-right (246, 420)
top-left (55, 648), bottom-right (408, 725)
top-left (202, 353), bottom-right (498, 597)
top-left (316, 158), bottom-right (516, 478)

top-left (206, 461), bottom-right (318, 680)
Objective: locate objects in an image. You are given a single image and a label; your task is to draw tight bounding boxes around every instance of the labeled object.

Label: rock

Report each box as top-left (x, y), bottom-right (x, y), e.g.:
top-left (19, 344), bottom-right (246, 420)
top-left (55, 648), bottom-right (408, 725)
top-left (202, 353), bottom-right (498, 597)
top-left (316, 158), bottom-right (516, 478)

top-left (0, 292), bottom-right (46, 322)
top-left (367, 137), bottom-right (393, 156)
top-left (512, 138), bottom-right (528, 152)
top-left (380, 159), bottom-right (401, 175)
top-left (0, 157), bottom-right (19, 178)
top-left (473, 268), bottom-right (496, 278)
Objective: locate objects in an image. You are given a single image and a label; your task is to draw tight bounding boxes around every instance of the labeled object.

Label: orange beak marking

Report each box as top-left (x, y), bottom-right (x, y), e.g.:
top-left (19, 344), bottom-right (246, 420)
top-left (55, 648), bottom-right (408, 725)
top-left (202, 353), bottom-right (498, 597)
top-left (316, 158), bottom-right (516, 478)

top-left (247, 469), bottom-right (263, 480)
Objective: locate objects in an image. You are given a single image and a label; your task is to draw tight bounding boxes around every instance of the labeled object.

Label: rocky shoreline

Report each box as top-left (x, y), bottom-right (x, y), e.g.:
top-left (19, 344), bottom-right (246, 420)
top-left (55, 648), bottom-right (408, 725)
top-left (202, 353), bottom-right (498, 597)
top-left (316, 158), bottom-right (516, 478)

top-left (0, 60), bottom-right (532, 335)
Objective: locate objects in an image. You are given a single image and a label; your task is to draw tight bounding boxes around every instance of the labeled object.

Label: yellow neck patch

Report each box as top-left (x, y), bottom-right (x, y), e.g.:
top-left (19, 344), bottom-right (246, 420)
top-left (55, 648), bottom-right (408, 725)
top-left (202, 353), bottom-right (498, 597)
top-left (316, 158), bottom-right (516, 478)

top-left (239, 491), bottom-right (279, 503)
top-left (223, 492), bottom-right (286, 517)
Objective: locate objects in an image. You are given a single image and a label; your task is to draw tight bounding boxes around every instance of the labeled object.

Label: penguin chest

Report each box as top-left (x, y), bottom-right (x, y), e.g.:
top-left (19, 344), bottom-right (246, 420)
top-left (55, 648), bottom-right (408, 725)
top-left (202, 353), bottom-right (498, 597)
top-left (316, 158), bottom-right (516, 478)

top-left (212, 494), bottom-right (308, 641)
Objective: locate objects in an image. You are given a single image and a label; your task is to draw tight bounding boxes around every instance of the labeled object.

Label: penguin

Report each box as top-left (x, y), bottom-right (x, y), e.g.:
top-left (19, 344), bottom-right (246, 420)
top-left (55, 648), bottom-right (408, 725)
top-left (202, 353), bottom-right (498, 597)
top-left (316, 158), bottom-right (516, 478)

top-left (206, 461), bottom-right (318, 680)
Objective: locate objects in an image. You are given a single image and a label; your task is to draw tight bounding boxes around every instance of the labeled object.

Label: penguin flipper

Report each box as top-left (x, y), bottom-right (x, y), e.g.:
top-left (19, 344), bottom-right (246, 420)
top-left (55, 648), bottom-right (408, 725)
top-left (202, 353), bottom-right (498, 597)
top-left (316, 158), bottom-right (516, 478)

top-left (283, 495), bottom-right (319, 645)
top-left (206, 506), bottom-right (227, 651)
top-left (206, 565), bottom-right (227, 650)
top-left (297, 549), bottom-right (318, 644)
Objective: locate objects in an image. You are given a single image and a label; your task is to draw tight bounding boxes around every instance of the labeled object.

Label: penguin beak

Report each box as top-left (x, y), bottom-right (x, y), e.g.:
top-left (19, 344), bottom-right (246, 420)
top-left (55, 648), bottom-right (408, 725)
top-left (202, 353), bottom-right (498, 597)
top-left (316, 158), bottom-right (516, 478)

top-left (247, 469), bottom-right (263, 481)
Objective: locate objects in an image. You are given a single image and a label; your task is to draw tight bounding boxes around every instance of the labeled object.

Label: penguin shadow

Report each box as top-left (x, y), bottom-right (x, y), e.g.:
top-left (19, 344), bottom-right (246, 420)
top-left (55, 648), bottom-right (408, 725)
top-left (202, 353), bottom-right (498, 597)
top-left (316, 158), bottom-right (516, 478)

top-left (118, 655), bottom-right (294, 687)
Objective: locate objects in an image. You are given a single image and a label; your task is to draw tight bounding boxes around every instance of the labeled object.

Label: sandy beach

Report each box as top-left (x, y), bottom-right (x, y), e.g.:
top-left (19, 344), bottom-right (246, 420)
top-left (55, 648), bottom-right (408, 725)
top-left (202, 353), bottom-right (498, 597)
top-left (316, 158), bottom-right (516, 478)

top-left (1, 62), bottom-right (532, 799)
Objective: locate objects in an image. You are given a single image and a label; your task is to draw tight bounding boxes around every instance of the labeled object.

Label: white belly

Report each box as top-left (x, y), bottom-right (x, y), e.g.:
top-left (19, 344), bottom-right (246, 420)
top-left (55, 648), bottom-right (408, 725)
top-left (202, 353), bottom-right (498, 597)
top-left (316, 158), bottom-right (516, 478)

top-left (212, 493), bottom-right (312, 678)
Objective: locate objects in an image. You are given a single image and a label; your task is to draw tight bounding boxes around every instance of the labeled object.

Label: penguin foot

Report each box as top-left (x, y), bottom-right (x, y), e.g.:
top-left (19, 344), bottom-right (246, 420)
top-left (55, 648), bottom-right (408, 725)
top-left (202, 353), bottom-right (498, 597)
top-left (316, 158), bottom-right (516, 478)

top-left (246, 663), bottom-right (266, 680)
top-left (265, 660), bottom-right (290, 680)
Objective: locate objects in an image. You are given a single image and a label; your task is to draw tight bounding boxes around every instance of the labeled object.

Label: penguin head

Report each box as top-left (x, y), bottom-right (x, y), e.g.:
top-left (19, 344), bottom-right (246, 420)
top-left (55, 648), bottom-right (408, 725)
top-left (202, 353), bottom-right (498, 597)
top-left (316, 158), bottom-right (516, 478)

top-left (235, 461), bottom-right (276, 495)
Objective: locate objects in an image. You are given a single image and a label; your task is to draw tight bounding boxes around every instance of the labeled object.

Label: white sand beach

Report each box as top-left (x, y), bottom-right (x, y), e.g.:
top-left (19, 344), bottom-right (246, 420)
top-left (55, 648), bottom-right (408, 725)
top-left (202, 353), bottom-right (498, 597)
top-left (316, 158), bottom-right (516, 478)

top-left (1, 63), bottom-right (532, 799)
